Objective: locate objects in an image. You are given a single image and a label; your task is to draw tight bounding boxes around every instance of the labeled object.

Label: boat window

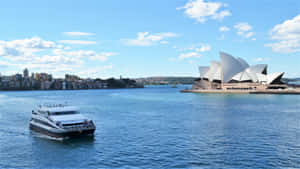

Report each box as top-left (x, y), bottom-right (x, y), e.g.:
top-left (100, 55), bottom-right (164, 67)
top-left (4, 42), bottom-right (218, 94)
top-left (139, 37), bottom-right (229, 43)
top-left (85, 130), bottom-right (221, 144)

top-left (38, 110), bottom-right (45, 114)
top-left (51, 111), bottom-right (78, 115)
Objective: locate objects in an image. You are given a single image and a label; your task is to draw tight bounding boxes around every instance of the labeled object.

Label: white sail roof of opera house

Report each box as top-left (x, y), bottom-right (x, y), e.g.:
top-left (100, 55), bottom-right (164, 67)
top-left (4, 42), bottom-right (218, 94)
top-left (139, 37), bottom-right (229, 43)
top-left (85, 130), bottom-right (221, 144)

top-left (253, 72), bottom-right (284, 84)
top-left (198, 66), bottom-right (209, 79)
top-left (220, 52), bottom-right (247, 82)
top-left (232, 64), bottom-right (267, 82)
top-left (203, 61), bottom-right (221, 81)
top-left (236, 57), bottom-right (250, 69)
top-left (198, 52), bottom-right (284, 85)
top-left (267, 72), bottom-right (284, 84)
top-left (231, 71), bottom-right (252, 82)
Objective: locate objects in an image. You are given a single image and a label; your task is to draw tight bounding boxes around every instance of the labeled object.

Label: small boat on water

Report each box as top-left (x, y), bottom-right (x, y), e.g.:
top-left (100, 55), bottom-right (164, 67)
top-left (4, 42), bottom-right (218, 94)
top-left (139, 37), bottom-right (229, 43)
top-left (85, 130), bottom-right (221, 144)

top-left (29, 104), bottom-right (96, 140)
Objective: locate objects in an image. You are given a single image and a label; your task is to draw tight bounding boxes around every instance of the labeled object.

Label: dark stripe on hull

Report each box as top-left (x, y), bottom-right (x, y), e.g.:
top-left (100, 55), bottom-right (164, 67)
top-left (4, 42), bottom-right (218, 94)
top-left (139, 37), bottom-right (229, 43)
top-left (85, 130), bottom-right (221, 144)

top-left (30, 123), bottom-right (95, 139)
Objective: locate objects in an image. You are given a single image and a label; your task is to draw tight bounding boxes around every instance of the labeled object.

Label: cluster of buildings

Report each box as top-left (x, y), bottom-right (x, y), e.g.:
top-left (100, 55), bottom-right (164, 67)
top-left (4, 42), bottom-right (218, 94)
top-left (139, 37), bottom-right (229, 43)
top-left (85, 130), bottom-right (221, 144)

top-left (0, 69), bottom-right (142, 90)
top-left (193, 52), bottom-right (288, 91)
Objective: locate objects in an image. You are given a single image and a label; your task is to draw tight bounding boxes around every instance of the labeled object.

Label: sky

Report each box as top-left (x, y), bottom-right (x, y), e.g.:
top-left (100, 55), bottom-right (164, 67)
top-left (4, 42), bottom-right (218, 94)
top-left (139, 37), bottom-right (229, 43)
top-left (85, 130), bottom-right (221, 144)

top-left (0, 0), bottom-right (299, 78)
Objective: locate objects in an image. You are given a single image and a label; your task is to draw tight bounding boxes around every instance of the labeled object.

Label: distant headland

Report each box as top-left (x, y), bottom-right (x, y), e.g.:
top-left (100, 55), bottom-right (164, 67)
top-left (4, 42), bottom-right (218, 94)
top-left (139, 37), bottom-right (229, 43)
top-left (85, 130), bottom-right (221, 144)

top-left (135, 76), bottom-right (197, 85)
top-left (0, 68), bottom-right (143, 91)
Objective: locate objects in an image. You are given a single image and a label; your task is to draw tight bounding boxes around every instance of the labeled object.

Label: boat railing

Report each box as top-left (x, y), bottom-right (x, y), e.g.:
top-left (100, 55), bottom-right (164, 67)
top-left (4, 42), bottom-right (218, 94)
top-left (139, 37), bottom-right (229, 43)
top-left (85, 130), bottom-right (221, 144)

top-left (38, 103), bottom-right (69, 109)
top-left (31, 110), bottom-right (38, 115)
top-left (62, 122), bottom-right (94, 130)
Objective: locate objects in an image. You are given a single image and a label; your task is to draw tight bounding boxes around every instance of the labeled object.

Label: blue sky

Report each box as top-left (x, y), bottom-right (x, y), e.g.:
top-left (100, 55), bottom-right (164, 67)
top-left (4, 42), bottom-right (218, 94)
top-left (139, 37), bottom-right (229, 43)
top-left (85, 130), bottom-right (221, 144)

top-left (0, 0), bottom-right (299, 78)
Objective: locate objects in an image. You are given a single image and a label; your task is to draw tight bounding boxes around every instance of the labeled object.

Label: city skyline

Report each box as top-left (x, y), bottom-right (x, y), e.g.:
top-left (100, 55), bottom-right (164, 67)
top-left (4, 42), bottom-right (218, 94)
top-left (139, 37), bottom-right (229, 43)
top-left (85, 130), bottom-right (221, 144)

top-left (0, 68), bottom-right (142, 90)
top-left (0, 0), bottom-right (299, 78)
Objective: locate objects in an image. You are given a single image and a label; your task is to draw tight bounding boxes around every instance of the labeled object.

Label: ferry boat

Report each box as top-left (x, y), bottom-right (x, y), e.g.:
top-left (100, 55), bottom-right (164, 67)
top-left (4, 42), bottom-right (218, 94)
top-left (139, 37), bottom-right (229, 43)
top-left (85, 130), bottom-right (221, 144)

top-left (29, 104), bottom-right (96, 139)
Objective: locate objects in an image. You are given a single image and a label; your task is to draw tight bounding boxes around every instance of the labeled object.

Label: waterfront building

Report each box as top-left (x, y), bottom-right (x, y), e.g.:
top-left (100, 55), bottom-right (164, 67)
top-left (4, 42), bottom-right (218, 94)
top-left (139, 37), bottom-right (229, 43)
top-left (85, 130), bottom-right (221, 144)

top-left (14, 74), bottom-right (23, 81)
top-left (65, 74), bottom-right (80, 82)
top-left (194, 52), bottom-right (286, 90)
top-left (62, 81), bottom-right (66, 90)
top-left (0, 69), bottom-right (143, 90)
top-left (23, 68), bottom-right (29, 78)
top-left (40, 81), bottom-right (52, 90)
top-left (33, 73), bottom-right (39, 80)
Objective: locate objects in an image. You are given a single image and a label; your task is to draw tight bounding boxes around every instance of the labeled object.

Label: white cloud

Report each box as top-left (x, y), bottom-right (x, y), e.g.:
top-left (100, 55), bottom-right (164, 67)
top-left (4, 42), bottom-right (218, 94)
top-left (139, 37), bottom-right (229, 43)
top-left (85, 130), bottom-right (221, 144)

top-left (270, 15), bottom-right (300, 40)
top-left (234, 22), bottom-right (252, 32)
top-left (0, 37), bottom-right (56, 58)
top-left (195, 44), bottom-right (211, 52)
top-left (63, 32), bottom-right (95, 36)
top-left (35, 54), bottom-right (82, 65)
top-left (177, 0), bottom-right (231, 23)
top-left (265, 40), bottom-right (300, 53)
top-left (212, 10), bottom-right (231, 20)
top-left (20, 62), bottom-right (76, 73)
top-left (90, 52), bottom-right (119, 61)
top-left (218, 26), bottom-right (229, 40)
top-left (176, 43), bottom-right (211, 52)
top-left (234, 22), bottom-right (255, 39)
top-left (172, 43), bottom-right (210, 62)
top-left (219, 26), bottom-right (230, 32)
top-left (0, 60), bottom-right (16, 67)
top-left (53, 49), bottom-right (118, 61)
top-left (121, 32), bottom-right (178, 46)
top-left (160, 40), bottom-right (169, 44)
top-left (77, 65), bottom-right (113, 78)
top-left (58, 40), bottom-right (97, 45)
top-left (0, 37), bottom-right (118, 75)
top-left (53, 49), bottom-right (91, 58)
top-left (64, 46), bottom-right (72, 50)
top-left (265, 14), bottom-right (300, 53)
top-left (254, 58), bottom-right (263, 62)
top-left (179, 52), bottom-right (202, 60)
top-left (245, 32), bottom-right (254, 38)
top-left (14, 48), bottom-right (85, 73)
top-left (13, 54), bottom-right (82, 74)
top-left (253, 57), bottom-right (270, 62)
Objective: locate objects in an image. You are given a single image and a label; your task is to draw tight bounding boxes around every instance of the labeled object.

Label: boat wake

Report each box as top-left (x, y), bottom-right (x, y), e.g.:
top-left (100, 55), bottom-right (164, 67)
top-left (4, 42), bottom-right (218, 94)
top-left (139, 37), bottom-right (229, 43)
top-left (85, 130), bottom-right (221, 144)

top-left (30, 130), bottom-right (66, 141)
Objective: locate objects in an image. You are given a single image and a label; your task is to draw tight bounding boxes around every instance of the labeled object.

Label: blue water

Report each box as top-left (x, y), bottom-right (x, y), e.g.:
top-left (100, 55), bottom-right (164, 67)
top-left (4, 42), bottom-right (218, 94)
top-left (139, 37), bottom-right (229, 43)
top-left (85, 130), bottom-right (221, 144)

top-left (0, 86), bottom-right (300, 168)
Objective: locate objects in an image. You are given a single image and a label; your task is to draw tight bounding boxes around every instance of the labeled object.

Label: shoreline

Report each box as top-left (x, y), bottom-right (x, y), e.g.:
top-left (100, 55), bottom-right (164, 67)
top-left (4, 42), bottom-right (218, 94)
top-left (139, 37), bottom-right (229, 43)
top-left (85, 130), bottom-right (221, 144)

top-left (0, 87), bottom-right (144, 92)
top-left (180, 88), bottom-right (300, 95)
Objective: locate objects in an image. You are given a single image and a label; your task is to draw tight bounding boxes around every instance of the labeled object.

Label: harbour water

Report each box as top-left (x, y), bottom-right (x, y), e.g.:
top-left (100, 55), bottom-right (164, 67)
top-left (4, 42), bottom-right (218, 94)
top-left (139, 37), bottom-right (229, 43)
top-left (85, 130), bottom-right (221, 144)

top-left (0, 85), bottom-right (300, 168)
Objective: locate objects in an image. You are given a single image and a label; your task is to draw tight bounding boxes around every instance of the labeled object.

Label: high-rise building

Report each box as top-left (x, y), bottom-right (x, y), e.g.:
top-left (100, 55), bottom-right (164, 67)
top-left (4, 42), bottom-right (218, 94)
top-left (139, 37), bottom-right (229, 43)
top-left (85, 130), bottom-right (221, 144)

top-left (23, 68), bottom-right (29, 78)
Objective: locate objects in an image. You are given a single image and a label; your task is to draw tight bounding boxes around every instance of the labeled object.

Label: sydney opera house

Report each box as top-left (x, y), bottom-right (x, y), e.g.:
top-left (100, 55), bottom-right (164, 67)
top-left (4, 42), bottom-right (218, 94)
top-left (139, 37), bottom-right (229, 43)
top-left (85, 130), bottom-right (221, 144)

top-left (192, 52), bottom-right (287, 91)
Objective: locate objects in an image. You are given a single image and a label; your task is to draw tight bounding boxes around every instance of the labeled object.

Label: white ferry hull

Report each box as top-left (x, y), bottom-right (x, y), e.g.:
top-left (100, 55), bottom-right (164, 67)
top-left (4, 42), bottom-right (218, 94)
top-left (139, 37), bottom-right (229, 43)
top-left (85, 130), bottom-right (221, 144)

top-left (29, 121), bottom-right (95, 139)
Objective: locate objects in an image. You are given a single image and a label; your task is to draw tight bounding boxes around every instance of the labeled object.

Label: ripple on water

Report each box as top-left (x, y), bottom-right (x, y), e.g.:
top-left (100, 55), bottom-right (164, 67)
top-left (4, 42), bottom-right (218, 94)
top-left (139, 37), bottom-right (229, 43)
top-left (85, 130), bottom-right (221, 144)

top-left (0, 89), bottom-right (300, 168)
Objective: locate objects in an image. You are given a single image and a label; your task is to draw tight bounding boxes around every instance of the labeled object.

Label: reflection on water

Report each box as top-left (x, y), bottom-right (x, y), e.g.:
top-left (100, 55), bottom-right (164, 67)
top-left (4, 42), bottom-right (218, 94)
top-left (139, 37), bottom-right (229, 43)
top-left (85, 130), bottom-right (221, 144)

top-left (0, 86), bottom-right (300, 168)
